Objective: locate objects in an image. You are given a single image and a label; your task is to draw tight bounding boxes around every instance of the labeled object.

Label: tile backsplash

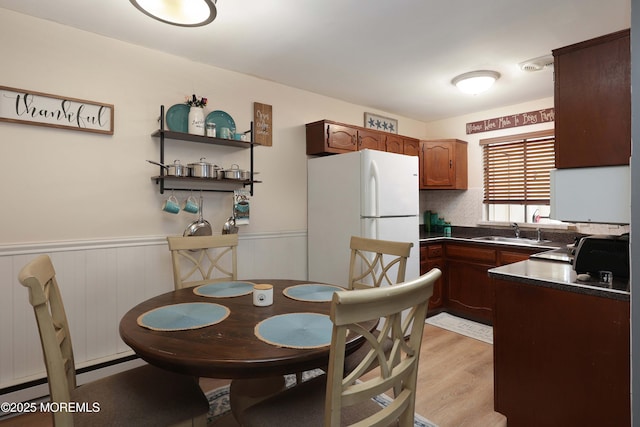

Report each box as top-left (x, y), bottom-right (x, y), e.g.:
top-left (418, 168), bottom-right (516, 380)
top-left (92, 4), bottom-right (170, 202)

top-left (419, 187), bottom-right (630, 236)
top-left (419, 188), bottom-right (483, 227)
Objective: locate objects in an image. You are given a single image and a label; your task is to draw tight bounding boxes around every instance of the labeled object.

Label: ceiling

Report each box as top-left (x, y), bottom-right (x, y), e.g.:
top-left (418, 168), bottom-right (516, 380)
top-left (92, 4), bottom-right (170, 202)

top-left (0, 0), bottom-right (631, 122)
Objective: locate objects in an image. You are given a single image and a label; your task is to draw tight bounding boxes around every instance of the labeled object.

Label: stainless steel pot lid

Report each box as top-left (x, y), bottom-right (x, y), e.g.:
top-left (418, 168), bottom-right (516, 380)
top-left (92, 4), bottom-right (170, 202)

top-left (223, 164), bottom-right (241, 172)
top-left (188, 157), bottom-right (213, 167)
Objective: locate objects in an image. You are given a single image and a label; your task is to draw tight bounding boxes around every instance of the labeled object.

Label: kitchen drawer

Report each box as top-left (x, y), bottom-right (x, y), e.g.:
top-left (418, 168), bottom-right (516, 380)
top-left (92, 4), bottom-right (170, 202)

top-left (422, 243), bottom-right (443, 258)
top-left (445, 243), bottom-right (496, 264)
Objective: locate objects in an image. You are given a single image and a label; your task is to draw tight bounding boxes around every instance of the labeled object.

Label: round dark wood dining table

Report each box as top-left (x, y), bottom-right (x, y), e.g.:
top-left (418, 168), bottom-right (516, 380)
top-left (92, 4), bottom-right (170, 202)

top-left (119, 279), bottom-right (369, 379)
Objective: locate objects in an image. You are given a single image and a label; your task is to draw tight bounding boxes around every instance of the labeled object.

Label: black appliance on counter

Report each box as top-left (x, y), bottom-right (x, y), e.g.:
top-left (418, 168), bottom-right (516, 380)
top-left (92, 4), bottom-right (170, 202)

top-left (573, 234), bottom-right (629, 279)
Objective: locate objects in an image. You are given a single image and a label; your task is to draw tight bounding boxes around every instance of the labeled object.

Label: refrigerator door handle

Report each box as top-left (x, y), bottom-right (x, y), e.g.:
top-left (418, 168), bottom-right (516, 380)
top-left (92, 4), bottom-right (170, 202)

top-left (372, 217), bottom-right (378, 240)
top-left (370, 159), bottom-right (380, 217)
top-left (363, 217), bottom-right (379, 240)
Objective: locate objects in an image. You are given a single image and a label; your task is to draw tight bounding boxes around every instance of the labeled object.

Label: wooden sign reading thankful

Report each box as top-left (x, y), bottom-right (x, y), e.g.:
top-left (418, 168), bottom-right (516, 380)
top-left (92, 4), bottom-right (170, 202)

top-left (253, 102), bottom-right (272, 146)
top-left (0, 86), bottom-right (114, 135)
top-left (466, 108), bottom-right (554, 135)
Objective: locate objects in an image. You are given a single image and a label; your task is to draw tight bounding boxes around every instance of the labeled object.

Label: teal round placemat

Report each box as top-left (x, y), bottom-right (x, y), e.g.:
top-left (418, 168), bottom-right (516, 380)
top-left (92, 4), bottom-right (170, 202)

top-left (194, 281), bottom-right (255, 298)
top-left (283, 284), bottom-right (343, 302)
top-left (137, 302), bottom-right (229, 331)
top-left (255, 313), bottom-right (332, 349)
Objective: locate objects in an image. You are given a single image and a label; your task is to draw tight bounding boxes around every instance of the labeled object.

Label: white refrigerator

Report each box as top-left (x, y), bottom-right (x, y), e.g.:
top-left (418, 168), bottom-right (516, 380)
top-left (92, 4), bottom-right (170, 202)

top-left (307, 149), bottom-right (420, 287)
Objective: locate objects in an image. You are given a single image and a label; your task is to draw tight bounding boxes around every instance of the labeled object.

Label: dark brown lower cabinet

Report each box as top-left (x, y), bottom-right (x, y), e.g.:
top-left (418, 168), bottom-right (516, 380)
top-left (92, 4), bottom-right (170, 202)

top-left (420, 241), bottom-right (544, 325)
top-left (420, 243), bottom-right (444, 312)
top-left (444, 243), bottom-right (497, 324)
top-left (446, 258), bottom-right (495, 324)
top-left (493, 278), bottom-right (630, 426)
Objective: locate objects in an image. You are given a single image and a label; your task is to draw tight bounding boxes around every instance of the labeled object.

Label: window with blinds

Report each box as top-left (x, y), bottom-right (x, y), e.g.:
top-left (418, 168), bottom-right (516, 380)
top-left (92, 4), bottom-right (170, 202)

top-left (481, 130), bottom-right (555, 205)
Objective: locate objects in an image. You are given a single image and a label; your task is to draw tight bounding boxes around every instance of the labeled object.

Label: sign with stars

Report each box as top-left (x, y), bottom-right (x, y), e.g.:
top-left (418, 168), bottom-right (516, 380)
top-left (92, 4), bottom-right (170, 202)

top-left (364, 112), bottom-right (398, 134)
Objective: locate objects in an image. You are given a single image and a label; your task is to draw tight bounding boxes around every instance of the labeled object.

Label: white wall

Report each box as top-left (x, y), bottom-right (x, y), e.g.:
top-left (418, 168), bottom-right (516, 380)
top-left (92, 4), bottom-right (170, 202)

top-left (420, 98), bottom-right (555, 226)
top-left (0, 8), bottom-right (427, 245)
top-left (0, 8), bottom-right (429, 397)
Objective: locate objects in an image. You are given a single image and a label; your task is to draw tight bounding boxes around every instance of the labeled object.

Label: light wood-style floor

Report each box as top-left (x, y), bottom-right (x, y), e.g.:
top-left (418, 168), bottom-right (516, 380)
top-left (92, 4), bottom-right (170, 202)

top-left (0, 324), bottom-right (505, 427)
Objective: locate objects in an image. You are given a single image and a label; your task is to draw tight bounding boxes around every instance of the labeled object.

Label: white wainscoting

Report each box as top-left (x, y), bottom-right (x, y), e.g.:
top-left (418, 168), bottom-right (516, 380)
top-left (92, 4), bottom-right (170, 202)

top-left (0, 231), bottom-right (307, 403)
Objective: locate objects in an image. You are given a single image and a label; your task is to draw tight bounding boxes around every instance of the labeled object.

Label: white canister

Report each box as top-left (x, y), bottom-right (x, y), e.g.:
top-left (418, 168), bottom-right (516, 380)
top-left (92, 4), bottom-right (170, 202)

top-left (253, 284), bottom-right (274, 307)
top-left (188, 107), bottom-right (205, 135)
top-left (205, 122), bottom-right (216, 137)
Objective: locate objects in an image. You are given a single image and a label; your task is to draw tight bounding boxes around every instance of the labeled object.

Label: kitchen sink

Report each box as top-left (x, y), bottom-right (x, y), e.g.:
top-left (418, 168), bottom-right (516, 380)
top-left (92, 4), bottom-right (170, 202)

top-left (472, 236), bottom-right (553, 246)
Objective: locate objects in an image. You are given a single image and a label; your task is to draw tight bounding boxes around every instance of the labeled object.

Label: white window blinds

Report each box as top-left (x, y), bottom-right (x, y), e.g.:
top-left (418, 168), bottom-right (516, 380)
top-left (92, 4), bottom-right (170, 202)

top-left (481, 130), bottom-right (555, 205)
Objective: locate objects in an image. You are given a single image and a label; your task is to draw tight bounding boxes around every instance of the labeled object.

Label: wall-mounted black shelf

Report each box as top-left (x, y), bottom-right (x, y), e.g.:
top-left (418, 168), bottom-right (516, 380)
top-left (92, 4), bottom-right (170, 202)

top-left (150, 175), bottom-right (262, 193)
top-left (151, 129), bottom-right (256, 148)
top-left (151, 105), bottom-right (259, 195)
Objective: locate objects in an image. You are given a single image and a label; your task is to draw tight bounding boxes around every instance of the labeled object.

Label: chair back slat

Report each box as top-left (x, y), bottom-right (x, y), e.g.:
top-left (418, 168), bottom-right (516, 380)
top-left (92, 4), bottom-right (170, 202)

top-left (167, 235), bottom-right (239, 290)
top-left (325, 268), bottom-right (441, 427)
top-left (348, 236), bottom-right (413, 290)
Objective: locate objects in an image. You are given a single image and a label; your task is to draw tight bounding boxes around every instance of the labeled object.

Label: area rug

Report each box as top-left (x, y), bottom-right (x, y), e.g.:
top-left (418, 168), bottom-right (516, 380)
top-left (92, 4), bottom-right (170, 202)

top-left (206, 371), bottom-right (438, 427)
top-left (425, 312), bottom-right (493, 344)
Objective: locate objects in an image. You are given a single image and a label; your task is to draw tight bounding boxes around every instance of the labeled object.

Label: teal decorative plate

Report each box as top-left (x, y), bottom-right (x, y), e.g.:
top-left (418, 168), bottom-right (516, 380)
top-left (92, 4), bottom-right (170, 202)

top-left (166, 104), bottom-right (190, 132)
top-left (255, 313), bottom-right (332, 349)
top-left (205, 110), bottom-right (236, 133)
top-left (194, 281), bottom-right (255, 298)
top-left (283, 284), bottom-right (343, 302)
top-left (137, 302), bottom-right (229, 331)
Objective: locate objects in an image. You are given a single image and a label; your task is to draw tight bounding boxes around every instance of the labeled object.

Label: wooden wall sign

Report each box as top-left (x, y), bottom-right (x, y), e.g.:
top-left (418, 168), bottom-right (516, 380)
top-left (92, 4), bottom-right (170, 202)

top-left (0, 86), bottom-right (114, 135)
top-left (253, 102), bottom-right (272, 146)
top-left (364, 112), bottom-right (398, 134)
top-left (466, 108), bottom-right (554, 135)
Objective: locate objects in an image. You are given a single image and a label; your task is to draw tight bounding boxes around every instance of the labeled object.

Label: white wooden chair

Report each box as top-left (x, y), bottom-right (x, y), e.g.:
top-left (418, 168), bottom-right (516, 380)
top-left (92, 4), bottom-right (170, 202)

top-left (167, 234), bottom-right (238, 290)
top-left (343, 236), bottom-right (414, 374)
top-left (18, 254), bottom-right (208, 427)
top-left (239, 268), bottom-right (441, 427)
top-left (348, 236), bottom-right (413, 290)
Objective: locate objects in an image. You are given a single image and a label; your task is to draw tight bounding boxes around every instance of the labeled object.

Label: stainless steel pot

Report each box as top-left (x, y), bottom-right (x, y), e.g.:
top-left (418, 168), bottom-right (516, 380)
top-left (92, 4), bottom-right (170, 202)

top-left (224, 164), bottom-right (242, 180)
top-left (224, 164), bottom-right (251, 180)
top-left (146, 159), bottom-right (191, 177)
top-left (169, 160), bottom-right (190, 177)
top-left (189, 158), bottom-right (214, 178)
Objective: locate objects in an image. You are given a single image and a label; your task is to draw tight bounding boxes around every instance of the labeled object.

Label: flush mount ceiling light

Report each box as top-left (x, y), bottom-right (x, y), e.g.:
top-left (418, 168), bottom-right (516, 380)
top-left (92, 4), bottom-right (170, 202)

top-left (130, 0), bottom-right (217, 27)
top-left (452, 70), bottom-right (500, 95)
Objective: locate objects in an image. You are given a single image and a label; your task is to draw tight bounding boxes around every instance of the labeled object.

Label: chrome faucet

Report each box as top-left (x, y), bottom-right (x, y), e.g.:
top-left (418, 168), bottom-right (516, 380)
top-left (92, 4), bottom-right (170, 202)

top-left (537, 228), bottom-right (542, 242)
top-left (512, 223), bottom-right (520, 238)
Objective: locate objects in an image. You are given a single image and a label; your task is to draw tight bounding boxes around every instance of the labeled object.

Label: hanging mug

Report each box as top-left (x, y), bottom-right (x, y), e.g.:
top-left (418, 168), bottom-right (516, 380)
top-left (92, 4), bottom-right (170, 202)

top-left (162, 194), bottom-right (180, 214)
top-left (183, 195), bottom-right (199, 214)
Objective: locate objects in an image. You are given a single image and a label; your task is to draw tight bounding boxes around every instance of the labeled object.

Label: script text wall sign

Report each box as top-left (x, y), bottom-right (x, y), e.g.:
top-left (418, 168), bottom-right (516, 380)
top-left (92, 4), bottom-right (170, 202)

top-left (0, 86), bottom-right (114, 135)
top-left (466, 108), bottom-right (554, 135)
top-left (253, 102), bottom-right (272, 146)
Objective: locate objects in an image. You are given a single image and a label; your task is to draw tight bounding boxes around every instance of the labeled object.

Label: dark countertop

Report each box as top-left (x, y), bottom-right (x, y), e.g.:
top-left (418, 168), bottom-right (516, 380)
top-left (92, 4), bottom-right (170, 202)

top-left (419, 226), bottom-right (566, 250)
top-left (420, 225), bottom-right (582, 244)
top-left (418, 226), bottom-right (629, 301)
